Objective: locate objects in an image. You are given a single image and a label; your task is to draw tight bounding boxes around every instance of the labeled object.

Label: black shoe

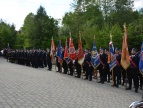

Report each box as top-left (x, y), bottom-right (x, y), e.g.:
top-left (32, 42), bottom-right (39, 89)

top-left (111, 84), bottom-right (116, 87)
top-left (111, 85), bottom-right (115, 87)
top-left (102, 81), bottom-right (104, 84)
top-left (98, 81), bottom-right (102, 83)
top-left (107, 80), bottom-right (110, 83)
top-left (135, 89), bottom-right (138, 93)
top-left (126, 87), bottom-right (131, 90)
top-left (116, 85), bottom-right (119, 88)
top-left (140, 87), bottom-right (142, 90)
top-left (84, 78), bottom-right (88, 80)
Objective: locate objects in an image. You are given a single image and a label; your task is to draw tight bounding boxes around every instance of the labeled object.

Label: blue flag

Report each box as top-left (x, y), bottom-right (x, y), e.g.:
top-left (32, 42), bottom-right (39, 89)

top-left (91, 42), bottom-right (100, 69)
top-left (57, 41), bottom-right (63, 64)
top-left (139, 42), bottom-right (143, 75)
top-left (109, 41), bottom-right (116, 71)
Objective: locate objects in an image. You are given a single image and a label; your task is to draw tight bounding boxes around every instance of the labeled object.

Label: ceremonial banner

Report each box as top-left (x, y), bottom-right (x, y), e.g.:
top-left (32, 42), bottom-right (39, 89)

top-left (121, 25), bottom-right (130, 70)
top-left (69, 37), bottom-right (77, 60)
top-left (78, 36), bottom-right (84, 65)
top-left (50, 37), bottom-right (56, 57)
top-left (91, 42), bottom-right (100, 69)
top-left (57, 41), bottom-right (63, 64)
top-left (64, 39), bottom-right (71, 64)
top-left (108, 41), bottom-right (116, 71)
top-left (139, 42), bottom-right (143, 75)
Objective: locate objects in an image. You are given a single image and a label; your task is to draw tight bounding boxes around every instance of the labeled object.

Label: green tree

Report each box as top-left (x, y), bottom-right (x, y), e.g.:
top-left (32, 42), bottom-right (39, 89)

top-left (0, 20), bottom-right (16, 49)
top-left (20, 6), bottom-right (58, 49)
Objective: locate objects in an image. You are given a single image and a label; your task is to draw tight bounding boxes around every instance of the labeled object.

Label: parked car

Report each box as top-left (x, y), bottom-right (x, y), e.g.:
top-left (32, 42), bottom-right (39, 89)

top-left (129, 94), bottom-right (143, 108)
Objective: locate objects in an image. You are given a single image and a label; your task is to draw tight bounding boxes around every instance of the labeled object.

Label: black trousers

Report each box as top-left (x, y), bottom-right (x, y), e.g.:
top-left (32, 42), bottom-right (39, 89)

top-left (127, 67), bottom-right (139, 89)
top-left (113, 66), bottom-right (121, 86)
top-left (44, 60), bottom-right (47, 67)
top-left (62, 60), bottom-right (68, 74)
top-left (34, 60), bottom-right (38, 68)
top-left (105, 63), bottom-right (110, 81)
top-left (47, 59), bottom-right (52, 70)
top-left (85, 64), bottom-right (93, 80)
top-left (56, 57), bottom-right (60, 72)
top-left (99, 65), bottom-right (106, 83)
top-left (40, 59), bottom-right (44, 67)
top-left (121, 68), bottom-right (126, 84)
top-left (68, 61), bottom-right (73, 75)
top-left (76, 63), bottom-right (81, 78)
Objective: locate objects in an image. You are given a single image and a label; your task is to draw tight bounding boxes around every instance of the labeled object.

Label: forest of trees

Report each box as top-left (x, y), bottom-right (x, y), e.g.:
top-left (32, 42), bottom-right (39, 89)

top-left (0, 0), bottom-right (143, 51)
top-left (0, 6), bottom-right (58, 50)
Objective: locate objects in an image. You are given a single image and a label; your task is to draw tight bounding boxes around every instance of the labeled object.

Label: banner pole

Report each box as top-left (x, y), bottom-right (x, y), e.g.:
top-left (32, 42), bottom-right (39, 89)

top-left (112, 69), bottom-right (114, 86)
top-left (125, 70), bottom-right (128, 89)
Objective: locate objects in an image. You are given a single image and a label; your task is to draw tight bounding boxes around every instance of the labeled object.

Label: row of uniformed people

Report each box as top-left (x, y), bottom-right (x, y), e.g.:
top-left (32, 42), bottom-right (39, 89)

top-left (56, 47), bottom-right (143, 93)
top-left (5, 49), bottom-right (52, 70)
top-left (4, 47), bottom-right (143, 93)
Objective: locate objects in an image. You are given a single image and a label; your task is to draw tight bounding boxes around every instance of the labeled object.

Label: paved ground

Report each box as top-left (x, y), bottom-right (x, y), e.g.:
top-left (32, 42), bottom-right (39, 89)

top-left (0, 57), bottom-right (142, 108)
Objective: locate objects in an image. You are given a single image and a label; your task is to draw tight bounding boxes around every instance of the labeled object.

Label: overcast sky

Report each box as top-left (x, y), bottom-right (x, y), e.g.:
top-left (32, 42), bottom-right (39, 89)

top-left (0, 0), bottom-right (142, 30)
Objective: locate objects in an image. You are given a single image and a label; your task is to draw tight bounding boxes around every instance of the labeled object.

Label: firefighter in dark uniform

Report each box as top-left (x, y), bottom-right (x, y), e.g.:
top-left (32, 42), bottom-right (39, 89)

top-left (34, 50), bottom-right (38, 68)
top-left (37, 49), bottom-right (41, 67)
top-left (112, 48), bottom-right (121, 88)
top-left (24, 50), bottom-right (28, 66)
top-left (98, 47), bottom-right (107, 84)
top-left (126, 48), bottom-right (139, 93)
top-left (40, 49), bottom-right (44, 68)
top-left (47, 49), bottom-right (52, 71)
top-left (55, 48), bottom-right (60, 72)
top-left (105, 49), bottom-right (110, 83)
top-left (84, 48), bottom-right (93, 81)
top-left (31, 50), bottom-right (35, 67)
top-left (63, 49), bottom-right (68, 74)
top-left (75, 57), bottom-right (81, 78)
top-left (43, 50), bottom-right (47, 67)
top-left (27, 50), bottom-right (30, 66)
top-left (74, 50), bottom-right (81, 78)
top-left (68, 60), bottom-right (73, 76)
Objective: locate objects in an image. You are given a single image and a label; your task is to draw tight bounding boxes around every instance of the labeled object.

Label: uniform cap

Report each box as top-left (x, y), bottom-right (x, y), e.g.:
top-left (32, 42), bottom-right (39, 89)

top-left (132, 48), bottom-right (137, 52)
top-left (100, 47), bottom-right (104, 50)
top-left (115, 48), bottom-right (120, 51)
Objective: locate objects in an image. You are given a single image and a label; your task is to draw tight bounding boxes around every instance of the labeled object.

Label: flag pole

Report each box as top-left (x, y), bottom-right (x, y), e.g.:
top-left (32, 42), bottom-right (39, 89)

top-left (66, 38), bottom-right (69, 75)
top-left (110, 34), bottom-right (114, 86)
top-left (51, 36), bottom-right (56, 72)
top-left (123, 23), bottom-right (128, 89)
top-left (59, 35), bottom-right (62, 74)
top-left (69, 32), bottom-right (75, 76)
top-left (93, 35), bottom-right (98, 82)
top-left (79, 31), bottom-right (84, 79)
